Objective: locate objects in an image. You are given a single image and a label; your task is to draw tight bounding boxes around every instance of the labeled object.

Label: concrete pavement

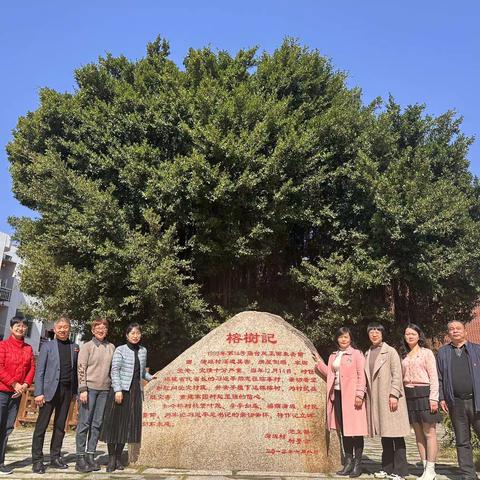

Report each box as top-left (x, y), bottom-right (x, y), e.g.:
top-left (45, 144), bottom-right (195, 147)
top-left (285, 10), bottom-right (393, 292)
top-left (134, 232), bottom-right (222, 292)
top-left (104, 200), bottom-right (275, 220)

top-left (2, 427), bottom-right (466, 479)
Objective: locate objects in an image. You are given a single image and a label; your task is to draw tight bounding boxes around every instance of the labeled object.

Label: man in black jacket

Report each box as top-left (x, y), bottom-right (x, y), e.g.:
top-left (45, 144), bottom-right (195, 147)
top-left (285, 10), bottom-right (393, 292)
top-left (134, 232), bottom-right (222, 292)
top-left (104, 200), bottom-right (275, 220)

top-left (437, 320), bottom-right (480, 480)
top-left (31, 316), bottom-right (78, 474)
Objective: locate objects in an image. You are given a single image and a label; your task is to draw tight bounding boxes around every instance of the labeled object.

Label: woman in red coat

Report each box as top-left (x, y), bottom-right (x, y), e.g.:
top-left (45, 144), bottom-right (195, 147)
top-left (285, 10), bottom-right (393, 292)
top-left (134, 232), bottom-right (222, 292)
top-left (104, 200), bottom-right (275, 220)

top-left (0, 316), bottom-right (35, 475)
top-left (316, 327), bottom-right (368, 477)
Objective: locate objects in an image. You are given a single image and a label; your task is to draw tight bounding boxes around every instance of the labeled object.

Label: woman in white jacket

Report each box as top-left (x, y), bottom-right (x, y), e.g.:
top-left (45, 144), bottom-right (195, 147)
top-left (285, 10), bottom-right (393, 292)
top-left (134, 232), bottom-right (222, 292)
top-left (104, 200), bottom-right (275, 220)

top-left (100, 323), bottom-right (153, 472)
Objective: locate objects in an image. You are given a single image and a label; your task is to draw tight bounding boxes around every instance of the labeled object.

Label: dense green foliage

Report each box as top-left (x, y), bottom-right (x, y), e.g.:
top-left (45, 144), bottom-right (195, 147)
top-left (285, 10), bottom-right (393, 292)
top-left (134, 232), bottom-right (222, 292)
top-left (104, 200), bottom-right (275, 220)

top-left (442, 413), bottom-right (480, 450)
top-left (7, 37), bottom-right (480, 365)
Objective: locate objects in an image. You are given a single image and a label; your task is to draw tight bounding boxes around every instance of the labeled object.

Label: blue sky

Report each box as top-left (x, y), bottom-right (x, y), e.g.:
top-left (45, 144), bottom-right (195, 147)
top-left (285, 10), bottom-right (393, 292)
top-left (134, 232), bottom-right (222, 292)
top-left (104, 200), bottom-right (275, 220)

top-left (1, 1), bottom-right (478, 234)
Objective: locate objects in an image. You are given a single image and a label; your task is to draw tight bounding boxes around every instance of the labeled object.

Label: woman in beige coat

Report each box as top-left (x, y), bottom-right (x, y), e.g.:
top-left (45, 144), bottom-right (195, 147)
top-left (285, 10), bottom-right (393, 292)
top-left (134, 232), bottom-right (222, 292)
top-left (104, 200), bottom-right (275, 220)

top-left (364, 323), bottom-right (410, 480)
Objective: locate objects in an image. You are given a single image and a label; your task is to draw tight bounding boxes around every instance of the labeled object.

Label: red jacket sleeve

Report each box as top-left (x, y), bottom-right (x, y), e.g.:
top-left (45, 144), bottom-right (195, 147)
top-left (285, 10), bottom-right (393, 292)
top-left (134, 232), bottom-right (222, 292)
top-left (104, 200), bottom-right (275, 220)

top-left (24, 347), bottom-right (36, 386)
top-left (0, 342), bottom-right (15, 387)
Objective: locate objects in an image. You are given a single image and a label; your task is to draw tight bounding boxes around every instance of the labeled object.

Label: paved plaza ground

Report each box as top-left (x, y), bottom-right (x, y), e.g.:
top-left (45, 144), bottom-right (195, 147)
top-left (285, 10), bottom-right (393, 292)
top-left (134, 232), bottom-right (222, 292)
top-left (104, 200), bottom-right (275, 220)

top-left (3, 427), bottom-right (468, 479)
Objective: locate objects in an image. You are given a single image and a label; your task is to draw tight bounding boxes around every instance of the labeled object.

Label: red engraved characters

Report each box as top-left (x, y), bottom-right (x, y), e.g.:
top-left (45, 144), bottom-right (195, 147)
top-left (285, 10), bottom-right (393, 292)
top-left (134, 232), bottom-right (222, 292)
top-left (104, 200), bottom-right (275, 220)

top-left (226, 332), bottom-right (278, 344)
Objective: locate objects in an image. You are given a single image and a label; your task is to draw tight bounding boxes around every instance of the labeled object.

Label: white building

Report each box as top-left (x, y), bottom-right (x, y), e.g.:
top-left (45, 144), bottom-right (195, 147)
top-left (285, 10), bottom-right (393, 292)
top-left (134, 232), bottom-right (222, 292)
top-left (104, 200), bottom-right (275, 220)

top-left (0, 231), bottom-right (53, 354)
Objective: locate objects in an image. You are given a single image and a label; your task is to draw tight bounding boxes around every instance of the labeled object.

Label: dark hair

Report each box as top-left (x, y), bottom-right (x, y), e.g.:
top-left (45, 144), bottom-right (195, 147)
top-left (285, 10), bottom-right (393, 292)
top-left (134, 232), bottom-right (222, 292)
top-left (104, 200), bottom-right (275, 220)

top-left (334, 326), bottom-right (356, 349)
top-left (447, 319), bottom-right (466, 328)
top-left (54, 315), bottom-right (71, 326)
top-left (125, 322), bottom-right (141, 336)
top-left (400, 323), bottom-right (427, 358)
top-left (367, 322), bottom-right (386, 341)
top-left (10, 316), bottom-right (26, 328)
top-left (92, 318), bottom-right (109, 330)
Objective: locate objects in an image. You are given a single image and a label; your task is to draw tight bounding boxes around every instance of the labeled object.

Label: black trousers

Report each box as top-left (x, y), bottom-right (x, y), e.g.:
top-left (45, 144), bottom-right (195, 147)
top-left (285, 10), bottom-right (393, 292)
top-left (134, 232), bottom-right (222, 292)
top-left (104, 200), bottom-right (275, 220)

top-left (450, 397), bottom-right (480, 480)
top-left (0, 392), bottom-right (21, 465)
top-left (333, 390), bottom-right (364, 459)
top-left (32, 384), bottom-right (72, 463)
top-left (381, 437), bottom-right (408, 477)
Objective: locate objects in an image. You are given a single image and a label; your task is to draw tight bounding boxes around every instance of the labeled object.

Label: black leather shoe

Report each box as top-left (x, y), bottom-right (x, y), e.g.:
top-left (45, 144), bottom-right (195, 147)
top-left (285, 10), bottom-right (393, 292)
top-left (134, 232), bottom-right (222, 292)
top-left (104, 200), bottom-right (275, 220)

top-left (50, 457), bottom-right (68, 469)
top-left (32, 462), bottom-right (45, 474)
top-left (85, 453), bottom-right (100, 471)
top-left (115, 457), bottom-right (125, 471)
top-left (75, 455), bottom-right (92, 473)
top-left (106, 455), bottom-right (116, 473)
top-left (115, 444), bottom-right (125, 470)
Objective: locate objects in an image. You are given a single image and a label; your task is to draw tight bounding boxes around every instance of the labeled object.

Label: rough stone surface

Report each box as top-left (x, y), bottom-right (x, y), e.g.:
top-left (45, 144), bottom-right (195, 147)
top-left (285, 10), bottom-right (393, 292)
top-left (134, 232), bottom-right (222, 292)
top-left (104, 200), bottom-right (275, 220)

top-left (134, 311), bottom-right (340, 472)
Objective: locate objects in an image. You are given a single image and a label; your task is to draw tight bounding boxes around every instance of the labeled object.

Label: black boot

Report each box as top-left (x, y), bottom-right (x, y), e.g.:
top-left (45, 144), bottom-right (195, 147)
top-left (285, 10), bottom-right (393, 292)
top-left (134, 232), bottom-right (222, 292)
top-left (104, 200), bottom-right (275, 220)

top-left (115, 443), bottom-right (125, 470)
top-left (32, 461), bottom-right (45, 474)
top-left (75, 455), bottom-right (92, 473)
top-left (85, 453), bottom-right (100, 471)
top-left (349, 457), bottom-right (363, 477)
top-left (106, 444), bottom-right (116, 473)
top-left (50, 457), bottom-right (68, 469)
top-left (337, 454), bottom-right (354, 475)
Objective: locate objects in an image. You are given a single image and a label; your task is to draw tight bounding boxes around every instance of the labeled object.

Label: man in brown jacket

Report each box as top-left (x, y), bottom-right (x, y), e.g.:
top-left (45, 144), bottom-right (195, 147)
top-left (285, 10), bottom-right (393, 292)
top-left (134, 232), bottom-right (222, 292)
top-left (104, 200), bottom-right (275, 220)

top-left (75, 318), bottom-right (115, 472)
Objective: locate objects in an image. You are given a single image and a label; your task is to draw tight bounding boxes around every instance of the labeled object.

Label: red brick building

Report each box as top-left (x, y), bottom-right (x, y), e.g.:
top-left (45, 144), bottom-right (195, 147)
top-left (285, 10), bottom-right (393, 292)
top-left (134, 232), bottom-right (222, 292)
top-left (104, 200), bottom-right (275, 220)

top-left (466, 306), bottom-right (480, 344)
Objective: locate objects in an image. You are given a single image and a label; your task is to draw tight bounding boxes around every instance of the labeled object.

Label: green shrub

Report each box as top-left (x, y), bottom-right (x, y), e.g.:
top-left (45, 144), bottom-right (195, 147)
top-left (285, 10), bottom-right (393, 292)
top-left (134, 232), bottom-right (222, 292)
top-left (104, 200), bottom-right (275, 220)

top-left (442, 413), bottom-right (480, 449)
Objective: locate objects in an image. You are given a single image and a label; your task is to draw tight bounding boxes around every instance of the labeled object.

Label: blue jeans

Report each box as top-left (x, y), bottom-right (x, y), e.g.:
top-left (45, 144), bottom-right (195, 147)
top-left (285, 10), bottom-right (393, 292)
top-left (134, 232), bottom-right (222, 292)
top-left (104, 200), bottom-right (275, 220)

top-left (0, 391), bottom-right (20, 465)
top-left (75, 389), bottom-right (108, 455)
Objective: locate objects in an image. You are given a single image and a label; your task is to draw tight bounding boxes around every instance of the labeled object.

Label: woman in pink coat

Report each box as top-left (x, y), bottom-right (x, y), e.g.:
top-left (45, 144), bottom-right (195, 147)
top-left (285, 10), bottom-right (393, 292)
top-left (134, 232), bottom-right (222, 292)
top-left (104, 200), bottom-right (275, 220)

top-left (316, 327), bottom-right (368, 477)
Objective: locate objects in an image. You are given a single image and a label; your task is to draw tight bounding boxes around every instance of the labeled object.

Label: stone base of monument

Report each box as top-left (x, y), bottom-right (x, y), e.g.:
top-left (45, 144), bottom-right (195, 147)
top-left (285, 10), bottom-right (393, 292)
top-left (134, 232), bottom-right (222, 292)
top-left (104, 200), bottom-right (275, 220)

top-left (133, 311), bottom-right (341, 473)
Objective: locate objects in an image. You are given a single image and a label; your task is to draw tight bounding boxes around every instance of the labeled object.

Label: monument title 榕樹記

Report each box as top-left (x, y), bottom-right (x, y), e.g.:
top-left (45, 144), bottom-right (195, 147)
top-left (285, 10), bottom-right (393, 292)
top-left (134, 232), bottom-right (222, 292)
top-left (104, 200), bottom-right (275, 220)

top-left (135, 311), bottom-right (340, 473)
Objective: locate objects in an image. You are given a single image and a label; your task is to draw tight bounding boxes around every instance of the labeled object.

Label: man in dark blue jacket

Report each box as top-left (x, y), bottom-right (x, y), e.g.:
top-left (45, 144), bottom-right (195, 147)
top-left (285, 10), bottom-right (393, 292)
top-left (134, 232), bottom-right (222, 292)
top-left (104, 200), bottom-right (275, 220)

top-left (437, 320), bottom-right (480, 480)
top-left (31, 316), bottom-right (78, 474)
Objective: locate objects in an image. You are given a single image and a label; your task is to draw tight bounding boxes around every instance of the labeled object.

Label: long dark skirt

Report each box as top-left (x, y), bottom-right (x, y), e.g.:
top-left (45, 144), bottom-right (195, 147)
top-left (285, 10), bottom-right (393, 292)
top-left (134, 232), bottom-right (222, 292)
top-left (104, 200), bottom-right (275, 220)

top-left (405, 385), bottom-right (441, 424)
top-left (99, 380), bottom-right (142, 444)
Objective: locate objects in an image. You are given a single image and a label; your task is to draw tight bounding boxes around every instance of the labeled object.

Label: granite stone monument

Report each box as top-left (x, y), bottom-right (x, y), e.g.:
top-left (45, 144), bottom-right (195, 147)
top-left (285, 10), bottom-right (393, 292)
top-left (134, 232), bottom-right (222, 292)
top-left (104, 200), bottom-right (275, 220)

top-left (134, 311), bottom-right (340, 473)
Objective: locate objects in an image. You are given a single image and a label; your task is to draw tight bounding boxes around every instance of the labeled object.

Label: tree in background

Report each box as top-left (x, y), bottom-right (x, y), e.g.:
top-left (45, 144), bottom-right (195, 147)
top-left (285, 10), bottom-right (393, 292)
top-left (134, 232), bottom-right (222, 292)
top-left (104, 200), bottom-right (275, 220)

top-left (294, 96), bottom-right (480, 345)
top-left (7, 37), bottom-right (480, 365)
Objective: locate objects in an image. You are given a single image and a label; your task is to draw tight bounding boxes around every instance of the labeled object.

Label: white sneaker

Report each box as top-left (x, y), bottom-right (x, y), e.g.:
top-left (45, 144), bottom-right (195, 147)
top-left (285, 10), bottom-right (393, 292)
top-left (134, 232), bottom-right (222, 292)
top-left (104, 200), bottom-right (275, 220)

top-left (374, 471), bottom-right (389, 479)
top-left (387, 474), bottom-right (405, 480)
top-left (417, 470), bottom-right (426, 480)
top-left (422, 461), bottom-right (436, 480)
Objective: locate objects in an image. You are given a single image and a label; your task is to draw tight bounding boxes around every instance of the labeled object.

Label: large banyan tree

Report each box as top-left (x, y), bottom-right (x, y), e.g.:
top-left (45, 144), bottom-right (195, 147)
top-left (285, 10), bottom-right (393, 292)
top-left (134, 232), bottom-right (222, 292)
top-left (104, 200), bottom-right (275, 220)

top-left (7, 37), bottom-right (480, 366)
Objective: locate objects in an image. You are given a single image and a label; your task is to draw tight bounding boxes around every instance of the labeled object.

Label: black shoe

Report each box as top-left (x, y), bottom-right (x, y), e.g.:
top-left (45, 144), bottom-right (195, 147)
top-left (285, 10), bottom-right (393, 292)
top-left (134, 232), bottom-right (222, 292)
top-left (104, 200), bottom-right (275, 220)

top-left (337, 455), bottom-right (354, 476)
top-left (349, 459), bottom-right (363, 477)
top-left (0, 464), bottom-right (12, 475)
top-left (50, 457), bottom-right (68, 469)
top-left (115, 456), bottom-right (125, 471)
top-left (75, 455), bottom-right (92, 473)
top-left (85, 453), bottom-right (100, 471)
top-left (32, 462), bottom-right (45, 474)
top-left (106, 455), bottom-right (116, 473)
top-left (115, 444), bottom-right (125, 470)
